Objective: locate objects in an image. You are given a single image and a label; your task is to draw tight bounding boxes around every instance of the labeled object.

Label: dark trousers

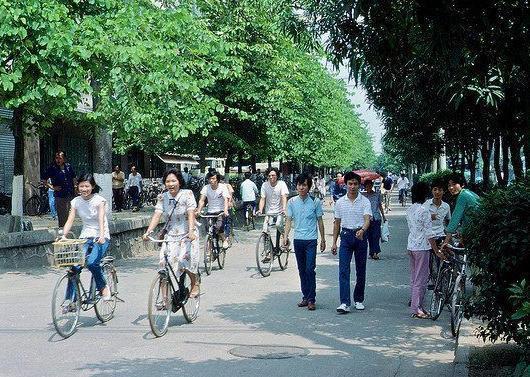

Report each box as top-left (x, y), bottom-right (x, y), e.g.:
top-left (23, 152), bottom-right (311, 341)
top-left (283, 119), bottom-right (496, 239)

top-left (113, 188), bottom-right (124, 211)
top-left (129, 186), bottom-right (140, 207)
top-left (367, 219), bottom-right (382, 255)
top-left (55, 196), bottom-right (72, 228)
top-left (294, 239), bottom-right (317, 303)
top-left (339, 228), bottom-right (368, 305)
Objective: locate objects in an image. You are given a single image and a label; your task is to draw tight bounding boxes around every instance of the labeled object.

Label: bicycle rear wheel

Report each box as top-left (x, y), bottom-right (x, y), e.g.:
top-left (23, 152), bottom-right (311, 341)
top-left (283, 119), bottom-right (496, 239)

top-left (217, 247), bottom-right (226, 269)
top-left (51, 273), bottom-right (81, 339)
top-left (256, 233), bottom-right (273, 277)
top-left (148, 273), bottom-right (172, 337)
top-left (450, 275), bottom-right (465, 337)
top-left (24, 196), bottom-right (40, 216)
top-left (277, 233), bottom-right (289, 270)
top-left (182, 271), bottom-right (200, 323)
top-left (204, 236), bottom-right (213, 275)
top-left (429, 266), bottom-right (449, 320)
top-left (94, 265), bottom-right (118, 322)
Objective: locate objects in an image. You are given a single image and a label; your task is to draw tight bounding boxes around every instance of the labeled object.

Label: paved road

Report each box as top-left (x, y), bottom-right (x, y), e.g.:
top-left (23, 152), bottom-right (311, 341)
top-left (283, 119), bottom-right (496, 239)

top-left (0, 196), bottom-right (459, 377)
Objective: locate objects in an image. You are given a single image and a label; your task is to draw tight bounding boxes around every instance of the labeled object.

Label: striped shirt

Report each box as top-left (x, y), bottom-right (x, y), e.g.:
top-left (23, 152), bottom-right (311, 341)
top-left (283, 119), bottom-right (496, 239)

top-left (334, 194), bottom-right (372, 229)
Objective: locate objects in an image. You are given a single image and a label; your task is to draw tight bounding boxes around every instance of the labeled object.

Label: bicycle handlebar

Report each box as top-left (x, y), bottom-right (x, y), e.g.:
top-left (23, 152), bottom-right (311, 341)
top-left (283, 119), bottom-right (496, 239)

top-left (145, 236), bottom-right (187, 244)
top-left (199, 213), bottom-right (225, 218)
top-left (256, 212), bottom-right (284, 217)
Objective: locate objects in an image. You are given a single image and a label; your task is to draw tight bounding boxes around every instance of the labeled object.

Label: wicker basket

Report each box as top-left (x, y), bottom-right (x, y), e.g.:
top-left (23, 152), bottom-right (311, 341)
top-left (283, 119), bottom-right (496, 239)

top-left (52, 239), bottom-right (87, 267)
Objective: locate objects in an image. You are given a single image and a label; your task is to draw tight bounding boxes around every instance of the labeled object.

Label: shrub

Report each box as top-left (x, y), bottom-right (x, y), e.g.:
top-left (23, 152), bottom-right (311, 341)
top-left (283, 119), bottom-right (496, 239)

top-left (463, 183), bottom-right (530, 349)
top-left (418, 169), bottom-right (453, 186)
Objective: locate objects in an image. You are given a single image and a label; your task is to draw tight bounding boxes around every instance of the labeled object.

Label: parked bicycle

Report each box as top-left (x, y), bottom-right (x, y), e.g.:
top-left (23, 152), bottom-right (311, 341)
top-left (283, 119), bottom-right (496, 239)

top-left (24, 182), bottom-right (49, 216)
top-left (429, 240), bottom-right (468, 337)
top-left (200, 213), bottom-right (229, 275)
top-left (51, 238), bottom-right (119, 339)
top-left (146, 236), bottom-right (201, 337)
top-left (255, 213), bottom-right (290, 277)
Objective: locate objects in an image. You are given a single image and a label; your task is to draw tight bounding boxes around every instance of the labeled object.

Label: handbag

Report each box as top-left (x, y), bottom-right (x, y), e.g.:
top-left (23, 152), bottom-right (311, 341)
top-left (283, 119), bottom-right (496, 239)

top-left (381, 220), bottom-right (390, 242)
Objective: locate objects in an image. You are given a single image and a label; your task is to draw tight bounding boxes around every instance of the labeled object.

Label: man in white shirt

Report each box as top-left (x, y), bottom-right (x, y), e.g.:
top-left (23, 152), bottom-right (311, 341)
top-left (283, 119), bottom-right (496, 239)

top-left (397, 173), bottom-right (410, 204)
top-left (240, 172), bottom-right (259, 212)
top-left (126, 165), bottom-right (143, 212)
top-left (257, 167), bottom-right (289, 233)
top-left (196, 171), bottom-right (230, 248)
top-left (331, 171), bottom-right (372, 313)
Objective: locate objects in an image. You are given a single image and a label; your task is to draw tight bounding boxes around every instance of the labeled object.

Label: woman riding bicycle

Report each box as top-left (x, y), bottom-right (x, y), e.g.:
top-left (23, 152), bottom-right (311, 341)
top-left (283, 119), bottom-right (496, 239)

top-left (142, 169), bottom-right (200, 297)
top-left (61, 173), bottom-right (111, 303)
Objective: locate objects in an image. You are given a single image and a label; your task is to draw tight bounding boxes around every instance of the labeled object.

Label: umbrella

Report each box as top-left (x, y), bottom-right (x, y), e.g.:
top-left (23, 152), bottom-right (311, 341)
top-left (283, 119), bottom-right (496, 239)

top-left (353, 170), bottom-right (381, 184)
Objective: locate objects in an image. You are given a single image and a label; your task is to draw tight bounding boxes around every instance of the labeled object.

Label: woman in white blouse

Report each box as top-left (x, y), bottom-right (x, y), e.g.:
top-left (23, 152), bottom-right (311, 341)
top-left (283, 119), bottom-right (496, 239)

top-left (143, 169), bottom-right (200, 297)
top-left (406, 182), bottom-right (443, 319)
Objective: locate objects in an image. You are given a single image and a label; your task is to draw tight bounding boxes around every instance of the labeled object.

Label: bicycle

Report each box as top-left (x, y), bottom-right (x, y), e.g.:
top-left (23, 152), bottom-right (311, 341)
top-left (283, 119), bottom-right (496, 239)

top-left (51, 238), bottom-right (119, 339)
top-left (381, 189), bottom-right (391, 213)
top-left (200, 213), bottom-right (228, 275)
top-left (399, 188), bottom-right (408, 206)
top-left (24, 182), bottom-right (50, 216)
top-left (255, 213), bottom-right (290, 277)
top-left (146, 236), bottom-right (201, 337)
top-left (244, 203), bottom-right (256, 231)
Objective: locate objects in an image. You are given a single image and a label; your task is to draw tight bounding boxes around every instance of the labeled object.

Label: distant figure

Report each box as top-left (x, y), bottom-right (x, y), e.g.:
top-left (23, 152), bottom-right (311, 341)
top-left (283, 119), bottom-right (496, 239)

top-left (43, 151), bottom-right (76, 227)
top-left (112, 165), bottom-right (125, 212)
top-left (126, 165), bottom-right (142, 212)
top-left (182, 167), bottom-right (191, 186)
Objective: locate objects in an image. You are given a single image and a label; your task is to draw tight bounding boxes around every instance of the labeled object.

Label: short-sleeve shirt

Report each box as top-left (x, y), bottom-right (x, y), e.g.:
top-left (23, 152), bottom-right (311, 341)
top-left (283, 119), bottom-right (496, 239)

top-left (363, 191), bottom-right (382, 221)
top-left (155, 189), bottom-right (196, 236)
top-left (71, 194), bottom-right (110, 239)
top-left (406, 203), bottom-right (434, 251)
top-left (260, 180), bottom-right (289, 214)
top-left (200, 184), bottom-right (229, 213)
top-left (112, 171), bottom-right (125, 189)
top-left (334, 194), bottom-right (372, 229)
top-left (240, 179), bottom-right (259, 202)
top-left (127, 173), bottom-right (142, 189)
top-left (397, 177), bottom-right (409, 190)
top-left (426, 199), bottom-right (451, 237)
top-left (44, 163), bottom-right (76, 198)
top-left (286, 195), bottom-right (323, 240)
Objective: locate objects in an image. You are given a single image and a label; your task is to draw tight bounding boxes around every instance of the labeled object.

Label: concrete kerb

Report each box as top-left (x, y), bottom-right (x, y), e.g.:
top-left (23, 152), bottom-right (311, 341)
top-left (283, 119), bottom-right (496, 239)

top-left (453, 318), bottom-right (483, 377)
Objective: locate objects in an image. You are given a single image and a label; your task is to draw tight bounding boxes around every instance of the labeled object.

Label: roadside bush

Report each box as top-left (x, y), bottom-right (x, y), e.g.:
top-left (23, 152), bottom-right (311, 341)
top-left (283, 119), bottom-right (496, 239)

top-left (418, 169), bottom-right (453, 186)
top-left (463, 182), bottom-right (530, 349)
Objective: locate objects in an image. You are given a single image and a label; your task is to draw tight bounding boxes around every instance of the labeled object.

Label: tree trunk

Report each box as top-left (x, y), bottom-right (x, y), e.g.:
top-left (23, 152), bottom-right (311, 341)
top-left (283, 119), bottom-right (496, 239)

top-left (250, 154), bottom-right (256, 173)
top-left (465, 147), bottom-right (477, 184)
top-left (267, 156), bottom-right (272, 169)
top-left (502, 136), bottom-right (510, 185)
top-left (493, 136), bottom-right (504, 186)
top-left (198, 150), bottom-right (206, 173)
top-left (237, 151), bottom-right (243, 174)
top-left (523, 130), bottom-right (530, 175)
top-left (225, 151), bottom-right (233, 175)
top-left (508, 133), bottom-right (524, 181)
top-left (480, 138), bottom-right (492, 191)
top-left (460, 149), bottom-right (466, 174)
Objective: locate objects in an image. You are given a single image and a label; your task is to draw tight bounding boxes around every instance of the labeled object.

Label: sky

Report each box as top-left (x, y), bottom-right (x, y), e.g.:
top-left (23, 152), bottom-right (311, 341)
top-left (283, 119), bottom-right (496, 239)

top-left (324, 62), bottom-right (384, 155)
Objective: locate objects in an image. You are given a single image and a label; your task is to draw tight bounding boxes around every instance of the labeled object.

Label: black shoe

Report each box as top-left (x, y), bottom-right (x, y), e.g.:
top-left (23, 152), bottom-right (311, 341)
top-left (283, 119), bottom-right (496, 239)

top-left (427, 284), bottom-right (434, 290)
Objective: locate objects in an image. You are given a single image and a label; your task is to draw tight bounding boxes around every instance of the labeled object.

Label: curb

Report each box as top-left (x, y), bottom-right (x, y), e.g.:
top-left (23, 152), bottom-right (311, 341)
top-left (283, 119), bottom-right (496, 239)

top-left (453, 318), bottom-right (481, 377)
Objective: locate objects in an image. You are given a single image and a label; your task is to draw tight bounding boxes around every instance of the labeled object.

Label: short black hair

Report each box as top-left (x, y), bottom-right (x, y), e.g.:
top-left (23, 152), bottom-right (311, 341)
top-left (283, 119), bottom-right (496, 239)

top-left (431, 179), bottom-right (445, 190)
top-left (296, 172), bottom-right (313, 189)
top-left (448, 172), bottom-right (466, 186)
top-left (206, 170), bottom-right (221, 183)
top-left (343, 171), bottom-right (361, 184)
top-left (411, 182), bottom-right (430, 204)
top-left (77, 173), bottom-right (100, 193)
top-left (267, 167), bottom-right (280, 177)
top-left (244, 172), bottom-right (251, 179)
top-left (163, 169), bottom-right (185, 187)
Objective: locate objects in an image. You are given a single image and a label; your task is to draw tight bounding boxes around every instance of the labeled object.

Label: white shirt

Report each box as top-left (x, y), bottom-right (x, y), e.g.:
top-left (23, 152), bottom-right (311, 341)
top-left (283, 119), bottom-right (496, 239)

top-left (406, 203), bottom-right (435, 251)
top-left (334, 193), bottom-right (372, 229)
top-left (260, 180), bottom-right (289, 214)
top-left (155, 190), bottom-right (197, 236)
top-left (71, 194), bottom-right (110, 239)
top-left (397, 177), bottom-right (409, 190)
top-left (240, 179), bottom-right (259, 202)
top-left (426, 198), bottom-right (451, 237)
top-left (127, 173), bottom-right (142, 189)
top-left (200, 184), bottom-right (229, 213)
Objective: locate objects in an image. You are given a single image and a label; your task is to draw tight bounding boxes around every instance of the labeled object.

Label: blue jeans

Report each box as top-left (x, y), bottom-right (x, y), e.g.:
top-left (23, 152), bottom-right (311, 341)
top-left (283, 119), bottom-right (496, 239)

top-left (294, 239), bottom-right (317, 303)
top-left (367, 219), bottom-right (381, 255)
top-left (65, 238), bottom-right (110, 299)
top-left (129, 186), bottom-right (140, 207)
top-left (48, 190), bottom-right (57, 219)
top-left (339, 229), bottom-right (368, 305)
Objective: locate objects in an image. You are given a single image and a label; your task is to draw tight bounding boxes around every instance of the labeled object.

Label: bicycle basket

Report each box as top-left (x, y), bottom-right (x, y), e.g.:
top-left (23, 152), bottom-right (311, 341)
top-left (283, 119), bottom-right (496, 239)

top-left (52, 239), bottom-right (87, 267)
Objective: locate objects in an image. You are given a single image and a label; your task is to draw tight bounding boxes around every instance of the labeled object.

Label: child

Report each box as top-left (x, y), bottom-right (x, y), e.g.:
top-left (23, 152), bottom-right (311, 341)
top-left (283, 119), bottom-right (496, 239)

top-left (406, 182), bottom-right (443, 318)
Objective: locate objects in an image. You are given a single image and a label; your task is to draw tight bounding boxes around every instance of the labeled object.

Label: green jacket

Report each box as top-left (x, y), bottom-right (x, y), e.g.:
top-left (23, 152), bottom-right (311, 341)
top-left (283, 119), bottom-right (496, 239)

top-left (446, 189), bottom-right (480, 234)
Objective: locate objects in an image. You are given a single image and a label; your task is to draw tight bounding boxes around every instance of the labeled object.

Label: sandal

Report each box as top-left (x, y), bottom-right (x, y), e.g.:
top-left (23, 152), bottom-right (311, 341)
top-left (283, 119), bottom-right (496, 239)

top-left (411, 312), bottom-right (431, 319)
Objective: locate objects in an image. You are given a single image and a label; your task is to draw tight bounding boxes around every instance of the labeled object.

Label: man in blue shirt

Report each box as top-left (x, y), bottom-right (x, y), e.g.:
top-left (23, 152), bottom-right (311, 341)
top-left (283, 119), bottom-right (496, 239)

top-left (283, 172), bottom-right (326, 311)
top-left (43, 151), bottom-right (76, 228)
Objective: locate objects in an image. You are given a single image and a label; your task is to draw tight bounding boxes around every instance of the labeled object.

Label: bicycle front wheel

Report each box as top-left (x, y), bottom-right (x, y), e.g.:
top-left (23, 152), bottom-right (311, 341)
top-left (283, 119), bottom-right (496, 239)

top-left (94, 265), bottom-right (118, 322)
top-left (182, 271), bottom-right (200, 323)
top-left (51, 273), bottom-right (81, 339)
top-left (277, 233), bottom-right (290, 270)
top-left (429, 266), bottom-right (449, 320)
top-left (256, 233), bottom-right (273, 277)
top-left (204, 236), bottom-right (213, 275)
top-left (148, 273), bottom-right (172, 337)
top-left (24, 196), bottom-right (40, 216)
top-left (217, 247), bottom-right (226, 269)
top-left (450, 275), bottom-right (465, 337)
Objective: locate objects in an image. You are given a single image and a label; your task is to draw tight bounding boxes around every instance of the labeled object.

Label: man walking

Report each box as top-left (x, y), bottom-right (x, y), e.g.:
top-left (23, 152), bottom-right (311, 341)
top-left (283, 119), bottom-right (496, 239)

top-left (43, 151), bottom-right (76, 228)
top-left (112, 165), bottom-right (125, 212)
top-left (284, 173), bottom-right (326, 311)
top-left (127, 165), bottom-right (142, 212)
top-left (331, 171), bottom-right (372, 313)
top-left (332, 172), bottom-right (346, 203)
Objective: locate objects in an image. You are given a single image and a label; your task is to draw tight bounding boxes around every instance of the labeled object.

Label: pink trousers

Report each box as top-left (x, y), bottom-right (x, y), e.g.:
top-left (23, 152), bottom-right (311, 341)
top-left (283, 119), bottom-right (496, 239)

top-left (409, 250), bottom-right (430, 314)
